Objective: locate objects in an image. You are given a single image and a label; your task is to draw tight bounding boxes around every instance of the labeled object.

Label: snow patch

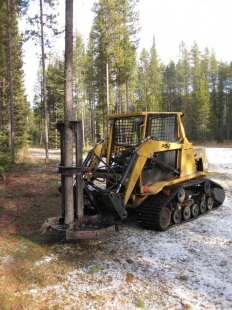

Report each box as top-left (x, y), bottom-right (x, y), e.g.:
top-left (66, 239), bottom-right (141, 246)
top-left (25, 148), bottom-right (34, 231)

top-left (34, 254), bottom-right (58, 266)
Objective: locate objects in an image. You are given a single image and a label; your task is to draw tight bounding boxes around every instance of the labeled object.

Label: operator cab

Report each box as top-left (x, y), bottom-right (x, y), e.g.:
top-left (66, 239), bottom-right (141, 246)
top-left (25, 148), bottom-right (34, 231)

top-left (107, 112), bottom-right (180, 184)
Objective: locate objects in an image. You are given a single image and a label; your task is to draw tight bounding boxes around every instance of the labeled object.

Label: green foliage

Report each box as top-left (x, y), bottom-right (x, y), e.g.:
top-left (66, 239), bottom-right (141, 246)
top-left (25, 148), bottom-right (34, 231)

top-left (0, 132), bottom-right (11, 166)
top-left (188, 42), bottom-right (210, 140)
top-left (136, 48), bottom-right (150, 110)
top-left (147, 43), bottom-right (163, 111)
top-left (0, 0), bottom-right (30, 163)
top-left (91, 0), bottom-right (139, 115)
top-left (137, 43), bottom-right (176, 113)
top-left (162, 61), bottom-right (179, 111)
top-left (134, 40), bottom-right (232, 142)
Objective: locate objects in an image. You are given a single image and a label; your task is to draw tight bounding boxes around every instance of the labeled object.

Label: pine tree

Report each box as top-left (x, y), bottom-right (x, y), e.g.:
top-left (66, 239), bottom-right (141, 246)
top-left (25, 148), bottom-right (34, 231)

top-left (201, 47), bottom-right (211, 82)
top-left (0, 0), bottom-right (29, 164)
top-left (162, 61), bottom-right (179, 111)
top-left (91, 0), bottom-right (139, 125)
top-left (217, 62), bottom-right (229, 142)
top-left (176, 41), bottom-right (193, 137)
top-left (136, 48), bottom-right (150, 110)
top-left (208, 51), bottom-right (219, 139)
top-left (147, 42), bottom-right (163, 111)
top-left (111, 0), bottom-right (139, 112)
top-left (190, 42), bottom-right (210, 140)
top-left (193, 72), bottom-right (210, 140)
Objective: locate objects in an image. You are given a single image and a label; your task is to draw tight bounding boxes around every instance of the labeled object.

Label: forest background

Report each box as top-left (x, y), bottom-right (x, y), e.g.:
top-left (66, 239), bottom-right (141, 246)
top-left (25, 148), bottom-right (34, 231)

top-left (0, 0), bottom-right (232, 167)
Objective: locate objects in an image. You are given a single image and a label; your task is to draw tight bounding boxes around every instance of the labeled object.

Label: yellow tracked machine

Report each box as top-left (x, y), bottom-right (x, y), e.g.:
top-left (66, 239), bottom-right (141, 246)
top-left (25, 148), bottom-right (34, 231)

top-left (43, 112), bottom-right (225, 238)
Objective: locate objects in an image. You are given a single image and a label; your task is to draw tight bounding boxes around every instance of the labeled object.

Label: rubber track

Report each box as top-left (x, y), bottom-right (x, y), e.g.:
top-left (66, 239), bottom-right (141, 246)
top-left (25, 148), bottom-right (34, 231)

top-left (137, 178), bottom-right (224, 231)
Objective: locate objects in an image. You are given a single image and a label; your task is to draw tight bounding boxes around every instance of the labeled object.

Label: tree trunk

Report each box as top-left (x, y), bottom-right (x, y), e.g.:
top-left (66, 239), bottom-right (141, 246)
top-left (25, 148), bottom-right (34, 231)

top-left (39, 0), bottom-right (49, 163)
top-left (90, 97), bottom-right (95, 144)
top-left (106, 61), bottom-right (109, 114)
top-left (7, 0), bottom-right (14, 162)
top-left (90, 70), bottom-right (95, 143)
top-left (82, 106), bottom-right (86, 149)
top-left (64, 0), bottom-right (74, 225)
top-left (126, 81), bottom-right (129, 112)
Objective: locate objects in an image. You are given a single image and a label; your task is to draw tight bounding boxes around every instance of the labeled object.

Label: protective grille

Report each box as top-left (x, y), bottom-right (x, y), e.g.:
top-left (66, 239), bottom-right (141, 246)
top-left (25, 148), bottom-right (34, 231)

top-left (108, 117), bottom-right (142, 167)
top-left (147, 114), bottom-right (178, 142)
top-left (113, 117), bottom-right (141, 147)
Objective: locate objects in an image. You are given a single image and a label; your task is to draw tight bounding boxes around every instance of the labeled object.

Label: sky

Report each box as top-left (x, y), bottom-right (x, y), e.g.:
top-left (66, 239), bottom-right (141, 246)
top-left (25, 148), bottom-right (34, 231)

top-left (20, 0), bottom-right (232, 103)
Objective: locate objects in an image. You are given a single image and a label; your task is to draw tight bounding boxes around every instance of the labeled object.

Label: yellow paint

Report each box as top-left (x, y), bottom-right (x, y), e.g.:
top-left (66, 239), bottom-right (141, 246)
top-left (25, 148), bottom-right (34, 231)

top-left (146, 172), bottom-right (206, 195)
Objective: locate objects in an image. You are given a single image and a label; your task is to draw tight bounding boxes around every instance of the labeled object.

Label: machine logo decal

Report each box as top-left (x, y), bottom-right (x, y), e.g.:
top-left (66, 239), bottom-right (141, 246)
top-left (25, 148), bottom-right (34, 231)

top-left (161, 143), bottom-right (170, 149)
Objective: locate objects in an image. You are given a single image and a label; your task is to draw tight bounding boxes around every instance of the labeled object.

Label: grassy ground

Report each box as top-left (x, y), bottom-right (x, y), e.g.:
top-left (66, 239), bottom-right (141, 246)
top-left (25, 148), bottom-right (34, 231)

top-left (0, 162), bottom-right (67, 309)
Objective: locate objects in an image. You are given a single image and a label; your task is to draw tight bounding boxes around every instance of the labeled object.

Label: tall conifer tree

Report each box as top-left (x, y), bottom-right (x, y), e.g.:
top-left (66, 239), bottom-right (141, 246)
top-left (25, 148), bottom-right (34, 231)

top-left (0, 0), bottom-right (29, 164)
top-left (190, 42), bottom-right (210, 140)
top-left (162, 61), bottom-right (179, 111)
top-left (147, 42), bottom-right (163, 111)
top-left (176, 42), bottom-right (192, 137)
top-left (91, 0), bottom-right (139, 128)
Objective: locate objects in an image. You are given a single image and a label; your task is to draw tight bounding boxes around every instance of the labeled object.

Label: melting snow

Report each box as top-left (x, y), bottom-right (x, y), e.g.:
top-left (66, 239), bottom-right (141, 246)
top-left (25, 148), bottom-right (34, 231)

top-left (34, 254), bottom-right (58, 266)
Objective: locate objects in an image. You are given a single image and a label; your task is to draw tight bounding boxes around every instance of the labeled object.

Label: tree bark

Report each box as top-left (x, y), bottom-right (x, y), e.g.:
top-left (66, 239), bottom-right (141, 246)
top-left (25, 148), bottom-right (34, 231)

top-left (106, 61), bottom-right (109, 114)
top-left (82, 107), bottom-right (86, 149)
top-left (126, 81), bottom-right (129, 112)
top-left (7, 0), bottom-right (14, 162)
top-left (64, 0), bottom-right (74, 225)
top-left (39, 0), bottom-right (49, 163)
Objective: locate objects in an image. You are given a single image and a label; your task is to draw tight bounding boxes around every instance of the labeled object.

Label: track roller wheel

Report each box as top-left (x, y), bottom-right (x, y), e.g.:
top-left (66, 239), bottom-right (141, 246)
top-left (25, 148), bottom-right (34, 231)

top-left (172, 209), bottom-right (182, 224)
top-left (159, 207), bottom-right (171, 230)
top-left (191, 204), bottom-right (199, 218)
top-left (182, 206), bottom-right (191, 221)
top-left (203, 180), bottom-right (211, 194)
top-left (206, 197), bottom-right (213, 210)
top-left (177, 188), bottom-right (185, 203)
top-left (199, 200), bottom-right (206, 214)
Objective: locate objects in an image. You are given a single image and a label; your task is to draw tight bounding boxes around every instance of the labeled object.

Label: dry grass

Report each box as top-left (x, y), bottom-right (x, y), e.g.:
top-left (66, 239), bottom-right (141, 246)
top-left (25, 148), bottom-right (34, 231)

top-left (0, 162), bottom-right (67, 309)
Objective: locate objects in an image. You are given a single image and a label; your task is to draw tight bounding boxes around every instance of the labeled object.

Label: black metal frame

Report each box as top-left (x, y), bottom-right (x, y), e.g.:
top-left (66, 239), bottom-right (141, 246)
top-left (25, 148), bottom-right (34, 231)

top-left (52, 121), bottom-right (83, 221)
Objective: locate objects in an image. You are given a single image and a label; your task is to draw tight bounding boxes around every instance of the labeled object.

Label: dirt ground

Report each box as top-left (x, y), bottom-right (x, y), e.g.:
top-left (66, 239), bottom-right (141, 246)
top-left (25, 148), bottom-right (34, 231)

top-left (0, 147), bottom-right (231, 309)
